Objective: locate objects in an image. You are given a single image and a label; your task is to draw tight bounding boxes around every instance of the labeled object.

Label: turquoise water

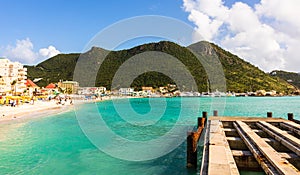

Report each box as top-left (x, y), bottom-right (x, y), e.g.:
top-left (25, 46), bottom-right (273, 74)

top-left (0, 97), bottom-right (299, 174)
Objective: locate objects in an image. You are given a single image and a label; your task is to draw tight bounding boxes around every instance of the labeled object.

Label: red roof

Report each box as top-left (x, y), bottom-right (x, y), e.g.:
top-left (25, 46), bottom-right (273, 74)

top-left (46, 83), bottom-right (56, 89)
top-left (25, 79), bottom-right (38, 87)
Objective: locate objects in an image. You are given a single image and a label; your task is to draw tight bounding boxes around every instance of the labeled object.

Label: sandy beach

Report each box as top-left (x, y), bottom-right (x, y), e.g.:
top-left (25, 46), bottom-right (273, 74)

top-left (0, 100), bottom-right (74, 123)
top-left (0, 96), bottom-right (118, 124)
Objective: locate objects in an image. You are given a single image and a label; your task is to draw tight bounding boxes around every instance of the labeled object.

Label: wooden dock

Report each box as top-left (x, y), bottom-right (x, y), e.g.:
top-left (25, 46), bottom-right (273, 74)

top-left (197, 114), bottom-right (300, 175)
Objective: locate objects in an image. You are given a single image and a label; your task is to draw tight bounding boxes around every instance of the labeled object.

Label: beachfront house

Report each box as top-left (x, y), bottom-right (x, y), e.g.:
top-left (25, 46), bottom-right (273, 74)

top-left (77, 87), bottom-right (107, 96)
top-left (25, 79), bottom-right (40, 96)
top-left (140, 86), bottom-right (154, 97)
top-left (167, 84), bottom-right (177, 91)
top-left (142, 87), bottom-right (154, 93)
top-left (0, 58), bottom-right (27, 95)
top-left (159, 86), bottom-right (168, 94)
top-left (119, 88), bottom-right (134, 96)
top-left (58, 81), bottom-right (79, 94)
top-left (45, 83), bottom-right (56, 89)
top-left (265, 90), bottom-right (277, 96)
top-left (44, 83), bottom-right (58, 95)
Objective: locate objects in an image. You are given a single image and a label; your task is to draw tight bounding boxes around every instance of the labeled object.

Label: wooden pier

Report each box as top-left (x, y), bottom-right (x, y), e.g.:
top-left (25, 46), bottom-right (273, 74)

top-left (186, 112), bottom-right (207, 168)
top-left (187, 112), bottom-right (300, 175)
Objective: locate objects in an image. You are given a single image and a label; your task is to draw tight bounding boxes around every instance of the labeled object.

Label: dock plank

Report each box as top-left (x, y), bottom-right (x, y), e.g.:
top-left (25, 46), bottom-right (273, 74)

top-left (284, 120), bottom-right (300, 129)
top-left (257, 121), bottom-right (300, 156)
top-left (231, 150), bottom-right (298, 159)
top-left (200, 117), bottom-right (300, 175)
top-left (235, 121), bottom-right (299, 175)
top-left (208, 120), bottom-right (239, 175)
top-left (233, 121), bottom-right (279, 175)
top-left (280, 122), bottom-right (300, 137)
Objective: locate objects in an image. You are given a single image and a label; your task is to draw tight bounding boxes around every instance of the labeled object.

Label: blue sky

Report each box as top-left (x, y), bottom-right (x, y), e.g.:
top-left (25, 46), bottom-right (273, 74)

top-left (0, 0), bottom-right (260, 53)
top-left (0, 0), bottom-right (299, 72)
top-left (0, 0), bottom-right (191, 53)
top-left (223, 0), bottom-right (260, 7)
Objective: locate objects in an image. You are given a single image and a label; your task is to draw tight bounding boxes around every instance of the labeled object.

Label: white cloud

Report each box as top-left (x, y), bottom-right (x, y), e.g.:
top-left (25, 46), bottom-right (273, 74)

top-left (188, 9), bottom-right (223, 41)
top-left (0, 38), bottom-right (60, 64)
top-left (256, 0), bottom-right (300, 33)
top-left (183, 0), bottom-right (300, 72)
top-left (39, 45), bottom-right (61, 58)
top-left (3, 38), bottom-right (38, 64)
top-left (183, 0), bottom-right (228, 41)
top-left (227, 2), bottom-right (260, 33)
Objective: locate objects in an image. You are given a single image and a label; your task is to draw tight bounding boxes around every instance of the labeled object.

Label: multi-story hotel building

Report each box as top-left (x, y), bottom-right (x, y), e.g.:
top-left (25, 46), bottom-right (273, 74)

top-left (0, 58), bottom-right (27, 95)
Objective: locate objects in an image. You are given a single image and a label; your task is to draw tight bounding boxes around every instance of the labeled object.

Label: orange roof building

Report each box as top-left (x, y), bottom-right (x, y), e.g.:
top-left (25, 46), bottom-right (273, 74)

top-left (45, 83), bottom-right (56, 89)
top-left (25, 79), bottom-right (38, 87)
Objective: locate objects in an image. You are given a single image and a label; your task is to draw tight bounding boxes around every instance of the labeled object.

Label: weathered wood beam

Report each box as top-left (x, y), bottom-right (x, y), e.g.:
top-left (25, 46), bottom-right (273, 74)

top-left (257, 121), bottom-right (300, 157)
top-left (235, 121), bottom-right (299, 175)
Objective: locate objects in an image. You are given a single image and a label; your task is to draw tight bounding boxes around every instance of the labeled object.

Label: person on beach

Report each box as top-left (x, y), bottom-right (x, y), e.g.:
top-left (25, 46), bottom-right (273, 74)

top-left (61, 98), bottom-right (65, 105)
top-left (30, 97), bottom-right (34, 105)
top-left (10, 99), bottom-right (13, 107)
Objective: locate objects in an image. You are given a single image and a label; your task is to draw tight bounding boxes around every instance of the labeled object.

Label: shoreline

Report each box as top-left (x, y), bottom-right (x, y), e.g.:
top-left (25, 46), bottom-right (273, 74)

top-left (0, 95), bottom-right (130, 124)
top-left (0, 101), bottom-right (74, 124)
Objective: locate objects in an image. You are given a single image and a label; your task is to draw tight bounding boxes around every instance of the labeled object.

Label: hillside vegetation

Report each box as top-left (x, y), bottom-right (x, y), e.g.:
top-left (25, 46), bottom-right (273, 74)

top-left (25, 41), bottom-right (297, 94)
top-left (270, 70), bottom-right (300, 89)
top-left (191, 42), bottom-right (295, 93)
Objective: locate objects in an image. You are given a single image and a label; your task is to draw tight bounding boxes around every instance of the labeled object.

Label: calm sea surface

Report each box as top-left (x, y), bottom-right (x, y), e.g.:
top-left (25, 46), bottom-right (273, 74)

top-left (1, 97), bottom-right (299, 175)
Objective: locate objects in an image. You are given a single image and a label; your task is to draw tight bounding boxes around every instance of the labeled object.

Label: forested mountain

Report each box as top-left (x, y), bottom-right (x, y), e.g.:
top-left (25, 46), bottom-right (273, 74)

top-left (270, 70), bottom-right (300, 89)
top-left (25, 41), bottom-right (297, 94)
top-left (189, 42), bottom-right (295, 93)
top-left (26, 53), bottom-right (80, 87)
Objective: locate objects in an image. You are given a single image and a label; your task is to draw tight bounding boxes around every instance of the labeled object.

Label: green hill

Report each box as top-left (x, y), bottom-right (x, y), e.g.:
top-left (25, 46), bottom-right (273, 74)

top-left (188, 41), bottom-right (296, 93)
top-left (26, 53), bottom-right (80, 87)
top-left (270, 70), bottom-right (300, 89)
top-left (25, 41), bottom-right (297, 94)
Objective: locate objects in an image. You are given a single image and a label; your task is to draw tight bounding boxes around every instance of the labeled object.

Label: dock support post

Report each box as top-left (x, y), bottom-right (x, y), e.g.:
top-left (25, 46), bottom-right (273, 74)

top-left (213, 110), bottom-right (218, 116)
top-left (198, 111), bottom-right (207, 127)
top-left (198, 117), bottom-right (202, 128)
top-left (187, 132), bottom-right (197, 168)
top-left (202, 111), bottom-right (207, 119)
top-left (267, 112), bottom-right (272, 118)
top-left (288, 113), bottom-right (294, 121)
top-left (187, 112), bottom-right (207, 168)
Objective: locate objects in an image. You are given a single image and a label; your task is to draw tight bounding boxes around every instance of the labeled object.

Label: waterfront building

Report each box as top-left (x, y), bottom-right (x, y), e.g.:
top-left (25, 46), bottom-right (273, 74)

top-left (25, 79), bottom-right (40, 96)
top-left (119, 88), bottom-right (134, 96)
top-left (58, 81), bottom-right (79, 94)
top-left (45, 83), bottom-right (57, 89)
top-left (159, 86), bottom-right (168, 94)
top-left (0, 58), bottom-right (27, 95)
top-left (77, 87), bottom-right (107, 96)
top-left (141, 86), bottom-right (154, 94)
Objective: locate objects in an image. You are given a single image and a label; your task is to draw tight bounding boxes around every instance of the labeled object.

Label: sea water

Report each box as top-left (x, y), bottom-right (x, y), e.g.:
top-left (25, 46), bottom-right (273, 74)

top-left (0, 97), bottom-right (299, 175)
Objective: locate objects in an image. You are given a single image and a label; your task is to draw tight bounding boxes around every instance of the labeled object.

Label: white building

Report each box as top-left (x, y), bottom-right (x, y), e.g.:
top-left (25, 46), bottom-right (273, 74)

top-left (77, 87), bottom-right (107, 96)
top-left (119, 88), bottom-right (134, 96)
top-left (0, 58), bottom-right (27, 95)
